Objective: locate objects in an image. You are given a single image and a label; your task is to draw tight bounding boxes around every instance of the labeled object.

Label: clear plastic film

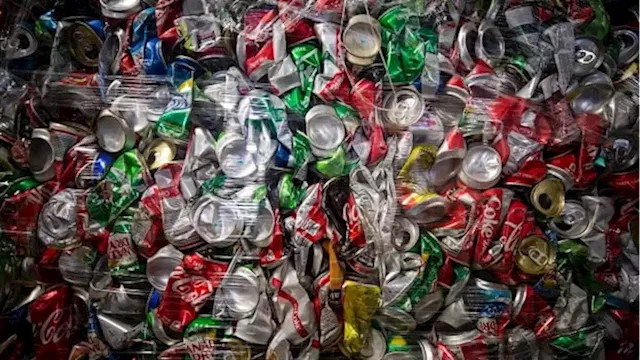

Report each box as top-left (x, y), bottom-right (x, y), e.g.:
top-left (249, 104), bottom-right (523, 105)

top-left (0, 0), bottom-right (638, 360)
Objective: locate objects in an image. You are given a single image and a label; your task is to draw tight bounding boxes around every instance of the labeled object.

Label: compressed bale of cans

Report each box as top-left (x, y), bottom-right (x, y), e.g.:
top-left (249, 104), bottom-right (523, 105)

top-left (0, 0), bottom-right (638, 359)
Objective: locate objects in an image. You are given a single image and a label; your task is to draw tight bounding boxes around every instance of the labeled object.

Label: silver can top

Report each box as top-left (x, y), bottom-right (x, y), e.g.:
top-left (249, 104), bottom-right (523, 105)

top-left (96, 109), bottom-right (136, 153)
top-left (458, 145), bottom-right (502, 190)
top-left (306, 105), bottom-right (345, 154)
top-left (343, 15), bottom-right (381, 60)
top-left (548, 200), bottom-right (592, 239)
top-left (382, 87), bottom-right (425, 130)
top-left (191, 194), bottom-right (243, 247)
top-left (573, 35), bottom-right (605, 77)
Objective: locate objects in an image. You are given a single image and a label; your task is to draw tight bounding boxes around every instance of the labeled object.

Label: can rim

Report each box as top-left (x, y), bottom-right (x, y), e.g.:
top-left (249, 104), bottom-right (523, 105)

top-left (343, 15), bottom-right (381, 59)
top-left (547, 200), bottom-right (592, 239)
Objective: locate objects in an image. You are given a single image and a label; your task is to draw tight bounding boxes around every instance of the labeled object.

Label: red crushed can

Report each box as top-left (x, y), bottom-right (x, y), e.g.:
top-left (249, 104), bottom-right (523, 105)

top-left (28, 285), bottom-right (73, 360)
top-left (156, 253), bottom-right (228, 331)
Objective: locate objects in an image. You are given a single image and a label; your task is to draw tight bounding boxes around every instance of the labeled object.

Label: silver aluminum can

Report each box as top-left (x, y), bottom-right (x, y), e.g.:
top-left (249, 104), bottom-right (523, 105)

top-left (38, 189), bottom-right (82, 249)
top-left (111, 94), bottom-right (151, 133)
top-left (235, 293), bottom-right (276, 345)
top-left (357, 328), bottom-right (386, 360)
top-left (191, 193), bottom-right (243, 247)
top-left (413, 288), bottom-right (445, 324)
top-left (146, 244), bottom-right (184, 291)
top-left (613, 26), bottom-right (639, 66)
top-left (97, 311), bottom-right (144, 350)
top-left (457, 22), bottom-right (478, 71)
top-left (4, 25), bottom-right (38, 60)
top-left (216, 132), bottom-right (257, 178)
top-left (573, 35), bottom-right (604, 77)
top-left (476, 21), bottom-right (505, 66)
top-left (305, 105), bottom-right (345, 158)
top-left (457, 145), bottom-right (502, 190)
top-left (601, 132), bottom-right (639, 171)
top-left (548, 200), bottom-right (592, 239)
top-left (343, 15), bottom-right (381, 66)
top-left (99, 28), bottom-right (125, 75)
top-left (29, 128), bottom-right (56, 182)
top-left (382, 87), bottom-right (425, 131)
top-left (246, 200), bottom-right (275, 248)
top-left (89, 256), bottom-right (112, 300)
top-left (383, 252), bottom-right (422, 306)
top-left (96, 109), bottom-right (136, 153)
top-left (604, 92), bottom-right (637, 131)
top-left (569, 71), bottom-right (614, 114)
top-left (391, 217), bottom-right (419, 252)
top-left (59, 245), bottom-right (97, 286)
top-left (100, 0), bottom-right (142, 19)
top-left (221, 266), bottom-right (261, 319)
top-left (373, 306), bottom-right (417, 334)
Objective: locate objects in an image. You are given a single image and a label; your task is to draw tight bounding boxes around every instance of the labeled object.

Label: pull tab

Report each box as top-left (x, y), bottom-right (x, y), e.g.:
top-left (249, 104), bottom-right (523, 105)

top-left (527, 246), bottom-right (548, 266)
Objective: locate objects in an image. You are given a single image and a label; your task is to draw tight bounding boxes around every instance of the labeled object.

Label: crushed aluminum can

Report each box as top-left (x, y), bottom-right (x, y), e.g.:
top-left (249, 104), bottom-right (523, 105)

top-left (504, 327), bottom-right (539, 360)
top-left (457, 145), bottom-right (502, 190)
top-left (612, 26), bottom-right (639, 66)
top-left (381, 87), bottom-right (425, 131)
top-left (99, 27), bottom-right (125, 75)
top-left (569, 71), bottom-right (615, 114)
top-left (305, 105), bottom-right (346, 158)
top-left (96, 311), bottom-right (144, 350)
top-left (546, 151), bottom-right (577, 190)
top-left (391, 217), bottom-right (420, 252)
top-left (553, 283), bottom-right (589, 332)
top-left (343, 15), bottom-right (381, 66)
top-left (216, 132), bottom-right (257, 179)
top-left (573, 35), bottom-right (604, 77)
top-left (472, 188), bottom-right (513, 270)
top-left (548, 200), bottom-right (593, 239)
top-left (29, 128), bottom-right (56, 182)
top-left (246, 200), bottom-right (275, 248)
top-left (476, 21), bottom-right (505, 67)
top-left (235, 293), bottom-right (276, 345)
top-left (143, 137), bottom-right (177, 171)
top-left (65, 21), bottom-right (104, 68)
top-left (601, 132), bottom-right (639, 172)
top-left (96, 109), bottom-right (136, 153)
top-left (604, 92), bottom-right (637, 131)
top-left (382, 252), bottom-right (422, 306)
top-left (191, 193), bottom-right (243, 247)
top-left (429, 129), bottom-right (467, 188)
top-left (457, 22), bottom-right (478, 71)
top-left (146, 244), bottom-right (183, 291)
top-left (38, 189), bottom-right (82, 250)
top-left (4, 24), bottom-right (38, 60)
top-left (530, 178), bottom-right (565, 218)
top-left (373, 306), bottom-right (416, 334)
top-left (219, 266), bottom-right (261, 319)
top-left (515, 236), bottom-right (556, 275)
top-left (58, 245), bottom-right (97, 286)
top-left (413, 287), bottom-right (445, 325)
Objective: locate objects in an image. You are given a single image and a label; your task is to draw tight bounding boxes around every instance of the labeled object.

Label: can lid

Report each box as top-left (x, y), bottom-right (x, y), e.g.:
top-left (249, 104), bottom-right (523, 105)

top-left (602, 132), bottom-right (639, 172)
top-left (216, 133), bottom-right (257, 178)
top-left (191, 194), bottom-right (242, 247)
top-left (548, 200), bottom-right (592, 239)
top-left (458, 145), bottom-right (502, 190)
top-left (221, 267), bottom-right (260, 317)
top-left (146, 245), bottom-right (184, 291)
top-left (429, 155), bottom-right (464, 188)
top-left (476, 22), bottom-right (505, 65)
top-left (67, 22), bottom-right (103, 68)
top-left (383, 88), bottom-right (425, 129)
top-left (515, 236), bottom-right (556, 275)
top-left (570, 71), bottom-right (614, 114)
top-left (573, 35), bottom-right (605, 77)
top-left (306, 105), bottom-right (345, 152)
top-left (457, 22), bottom-right (479, 70)
top-left (143, 138), bottom-right (177, 170)
top-left (96, 109), bottom-right (136, 153)
top-left (613, 26), bottom-right (639, 66)
top-left (391, 217), bottom-right (420, 252)
top-left (546, 166), bottom-right (574, 190)
top-left (5, 25), bottom-right (38, 60)
top-left (343, 15), bottom-right (381, 59)
top-left (360, 328), bottom-right (386, 360)
top-left (530, 178), bottom-right (565, 217)
top-left (29, 128), bottom-right (55, 181)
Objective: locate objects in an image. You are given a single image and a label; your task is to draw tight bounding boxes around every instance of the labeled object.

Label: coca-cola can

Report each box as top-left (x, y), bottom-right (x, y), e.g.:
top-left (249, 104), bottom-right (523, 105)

top-left (28, 285), bottom-right (73, 360)
top-left (146, 244), bottom-right (184, 291)
top-left (437, 328), bottom-right (491, 360)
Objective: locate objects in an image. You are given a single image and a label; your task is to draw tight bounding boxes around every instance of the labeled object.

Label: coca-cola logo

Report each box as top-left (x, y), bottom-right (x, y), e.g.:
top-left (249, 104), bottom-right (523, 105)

top-left (38, 307), bottom-right (71, 345)
top-left (172, 276), bottom-right (213, 306)
top-left (480, 195), bottom-right (502, 240)
top-left (477, 317), bottom-right (497, 336)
